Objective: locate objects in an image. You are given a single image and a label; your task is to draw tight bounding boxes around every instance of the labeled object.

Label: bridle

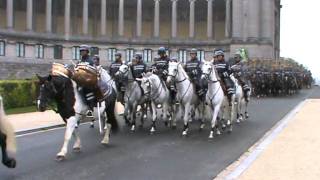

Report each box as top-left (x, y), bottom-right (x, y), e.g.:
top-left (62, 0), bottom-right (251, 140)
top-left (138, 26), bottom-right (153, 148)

top-left (202, 65), bottom-right (218, 84)
top-left (168, 63), bottom-right (187, 83)
top-left (144, 78), bottom-right (164, 101)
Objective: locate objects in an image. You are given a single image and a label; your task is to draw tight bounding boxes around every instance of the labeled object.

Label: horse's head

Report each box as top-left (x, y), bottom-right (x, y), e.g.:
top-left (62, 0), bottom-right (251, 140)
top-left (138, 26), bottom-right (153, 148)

top-left (201, 61), bottom-right (213, 80)
top-left (167, 61), bottom-right (179, 84)
top-left (138, 74), bottom-right (153, 96)
top-left (36, 74), bottom-right (66, 112)
top-left (115, 64), bottom-right (130, 80)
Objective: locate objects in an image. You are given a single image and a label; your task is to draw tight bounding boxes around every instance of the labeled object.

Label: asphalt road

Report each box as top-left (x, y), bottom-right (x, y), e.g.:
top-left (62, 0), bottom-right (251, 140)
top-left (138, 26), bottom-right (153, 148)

top-left (1, 87), bottom-right (319, 180)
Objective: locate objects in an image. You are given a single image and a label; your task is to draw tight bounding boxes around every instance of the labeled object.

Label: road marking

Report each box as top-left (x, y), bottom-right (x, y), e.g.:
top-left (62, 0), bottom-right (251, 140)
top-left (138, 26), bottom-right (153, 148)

top-left (16, 122), bottom-right (91, 138)
top-left (219, 99), bottom-right (307, 180)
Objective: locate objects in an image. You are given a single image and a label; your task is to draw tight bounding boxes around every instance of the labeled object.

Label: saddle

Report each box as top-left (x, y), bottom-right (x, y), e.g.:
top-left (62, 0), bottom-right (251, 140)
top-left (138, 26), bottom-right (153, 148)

top-left (73, 64), bottom-right (112, 102)
top-left (72, 63), bottom-right (98, 87)
top-left (51, 63), bottom-right (72, 78)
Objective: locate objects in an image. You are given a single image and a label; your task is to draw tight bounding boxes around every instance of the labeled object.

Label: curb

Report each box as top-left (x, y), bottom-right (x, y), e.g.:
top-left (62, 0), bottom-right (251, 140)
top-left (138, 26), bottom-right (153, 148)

top-left (16, 124), bottom-right (65, 136)
top-left (215, 99), bottom-right (307, 180)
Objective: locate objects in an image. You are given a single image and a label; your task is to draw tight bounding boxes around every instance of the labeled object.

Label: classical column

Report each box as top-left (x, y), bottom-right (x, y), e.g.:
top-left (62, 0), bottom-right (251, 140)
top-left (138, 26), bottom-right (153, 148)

top-left (225, 0), bottom-right (231, 38)
top-left (26, 0), bottom-right (33, 31)
top-left (46, 0), bottom-right (52, 33)
top-left (247, 0), bottom-right (260, 41)
top-left (189, 0), bottom-right (196, 38)
top-left (154, 0), bottom-right (160, 37)
top-left (101, 0), bottom-right (107, 35)
top-left (232, 0), bottom-right (243, 41)
top-left (65, 0), bottom-right (71, 40)
top-left (171, 0), bottom-right (178, 38)
top-left (207, 0), bottom-right (213, 39)
top-left (6, 0), bottom-right (13, 29)
top-left (261, 0), bottom-right (273, 42)
top-left (136, 0), bottom-right (142, 37)
top-left (83, 0), bottom-right (88, 35)
top-left (118, 0), bottom-right (124, 36)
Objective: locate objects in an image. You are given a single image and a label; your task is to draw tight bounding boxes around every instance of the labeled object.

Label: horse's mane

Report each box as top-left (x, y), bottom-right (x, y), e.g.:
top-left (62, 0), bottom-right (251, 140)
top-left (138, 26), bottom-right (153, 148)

top-left (177, 63), bottom-right (191, 80)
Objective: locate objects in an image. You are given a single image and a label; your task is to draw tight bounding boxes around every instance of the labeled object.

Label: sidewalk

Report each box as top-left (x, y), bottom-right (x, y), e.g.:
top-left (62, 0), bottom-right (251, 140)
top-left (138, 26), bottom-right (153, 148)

top-left (7, 102), bottom-right (124, 133)
top-left (219, 99), bottom-right (320, 180)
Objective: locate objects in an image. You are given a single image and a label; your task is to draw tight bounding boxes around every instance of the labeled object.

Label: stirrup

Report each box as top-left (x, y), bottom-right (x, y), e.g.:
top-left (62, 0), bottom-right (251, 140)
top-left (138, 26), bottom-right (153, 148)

top-left (86, 110), bottom-right (94, 118)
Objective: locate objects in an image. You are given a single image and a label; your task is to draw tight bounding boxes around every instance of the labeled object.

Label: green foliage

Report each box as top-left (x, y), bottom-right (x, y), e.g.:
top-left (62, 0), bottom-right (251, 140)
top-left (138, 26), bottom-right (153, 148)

top-left (0, 80), bottom-right (38, 109)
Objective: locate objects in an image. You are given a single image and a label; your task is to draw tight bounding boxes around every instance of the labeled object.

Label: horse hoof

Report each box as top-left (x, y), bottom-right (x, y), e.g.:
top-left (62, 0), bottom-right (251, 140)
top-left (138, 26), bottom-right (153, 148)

top-left (182, 131), bottom-right (188, 137)
top-left (55, 155), bottom-right (66, 162)
top-left (3, 159), bottom-right (16, 168)
top-left (216, 129), bottom-right (222, 135)
top-left (73, 147), bottom-right (81, 153)
top-left (131, 125), bottom-right (136, 132)
top-left (164, 121), bottom-right (169, 127)
top-left (236, 119), bottom-right (241, 124)
top-left (101, 140), bottom-right (109, 145)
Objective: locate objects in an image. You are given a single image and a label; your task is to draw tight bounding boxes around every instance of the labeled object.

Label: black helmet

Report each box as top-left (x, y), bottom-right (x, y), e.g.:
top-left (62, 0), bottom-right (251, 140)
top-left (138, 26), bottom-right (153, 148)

top-left (135, 52), bottom-right (143, 60)
top-left (190, 48), bottom-right (197, 55)
top-left (214, 49), bottom-right (225, 57)
top-left (115, 52), bottom-right (122, 58)
top-left (158, 47), bottom-right (166, 55)
top-left (79, 44), bottom-right (90, 52)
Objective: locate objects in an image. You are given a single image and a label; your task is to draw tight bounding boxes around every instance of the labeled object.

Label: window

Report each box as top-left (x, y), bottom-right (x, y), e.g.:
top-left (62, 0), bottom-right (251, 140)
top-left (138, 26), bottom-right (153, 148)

top-left (35, 44), bottom-right (44, 59)
top-left (72, 46), bottom-right (80, 60)
top-left (16, 42), bottom-right (25, 57)
top-left (0, 41), bottom-right (5, 56)
top-left (54, 45), bottom-right (63, 59)
top-left (178, 49), bottom-right (187, 63)
top-left (90, 47), bottom-right (99, 56)
top-left (197, 50), bottom-right (205, 61)
top-left (143, 49), bottom-right (152, 63)
top-left (108, 48), bottom-right (117, 62)
top-left (126, 48), bottom-right (134, 62)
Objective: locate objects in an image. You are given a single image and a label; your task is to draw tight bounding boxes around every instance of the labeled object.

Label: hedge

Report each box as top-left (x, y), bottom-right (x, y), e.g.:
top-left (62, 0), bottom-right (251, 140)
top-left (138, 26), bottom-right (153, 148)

top-left (0, 80), bottom-right (38, 109)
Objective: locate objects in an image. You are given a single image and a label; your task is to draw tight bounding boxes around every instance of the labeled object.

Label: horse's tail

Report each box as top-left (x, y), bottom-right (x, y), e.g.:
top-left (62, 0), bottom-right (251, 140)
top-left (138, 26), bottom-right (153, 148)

top-left (106, 90), bottom-right (121, 133)
top-left (0, 96), bottom-right (17, 155)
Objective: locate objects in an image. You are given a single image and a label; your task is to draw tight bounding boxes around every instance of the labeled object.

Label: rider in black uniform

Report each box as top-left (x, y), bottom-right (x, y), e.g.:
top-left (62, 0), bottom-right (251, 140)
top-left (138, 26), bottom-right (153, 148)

top-left (109, 53), bottom-right (125, 103)
top-left (213, 49), bottom-right (235, 105)
top-left (231, 51), bottom-right (251, 102)
top-left (184, 48), bottom-right (205, 99)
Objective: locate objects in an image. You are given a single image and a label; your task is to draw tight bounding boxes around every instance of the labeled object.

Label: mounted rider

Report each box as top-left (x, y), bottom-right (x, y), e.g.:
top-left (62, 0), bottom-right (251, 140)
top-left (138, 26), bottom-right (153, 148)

top-left (79, 45), bottom-right (94, 66)
top-left (213, 49), bottom-right (235, 105)
top-left (131, 52), bottom-right (147, 92)
top-left (109, 52), bottom-right (125, 103)
top-left (151, 47), bottom-right (170, 81)
top-left (184, 48), bottom-right (205, 99)
top-left (231, 51), bottom-right (251, 102)
top-left (77, 45), bottom-right (96, 116)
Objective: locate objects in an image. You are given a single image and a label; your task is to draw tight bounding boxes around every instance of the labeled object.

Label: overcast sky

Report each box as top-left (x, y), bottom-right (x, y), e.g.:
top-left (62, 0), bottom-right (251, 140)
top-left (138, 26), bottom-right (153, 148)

top-left (280, 0), bottom-right (320, 81)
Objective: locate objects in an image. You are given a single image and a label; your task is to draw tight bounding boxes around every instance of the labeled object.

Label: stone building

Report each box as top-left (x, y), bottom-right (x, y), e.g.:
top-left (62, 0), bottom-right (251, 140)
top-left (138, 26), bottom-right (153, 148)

top-left (0, 0), bottom-right (281, 79)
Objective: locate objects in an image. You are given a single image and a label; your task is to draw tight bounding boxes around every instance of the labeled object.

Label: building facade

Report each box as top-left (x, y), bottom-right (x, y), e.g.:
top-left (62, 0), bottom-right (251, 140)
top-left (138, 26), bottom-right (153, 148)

top-left (0, 0), bottom-right (281, 79)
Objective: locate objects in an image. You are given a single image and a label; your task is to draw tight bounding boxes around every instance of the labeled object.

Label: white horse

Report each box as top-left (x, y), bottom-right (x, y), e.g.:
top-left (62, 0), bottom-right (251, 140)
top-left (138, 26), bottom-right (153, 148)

top-left (0, 96), bottom-right (17, 168)
top-left (37, 75), bottom-right (119, 161)
top-left (115, 64), bottom-right (147, 131)
top-left (167, 61), bottom-right (202, 136)
top-left (230, 74), bottom-right (246, 123)
top-left (201, 61), bottom-right (224, 139)
top-left (137, 72), bottom-right (171, 134)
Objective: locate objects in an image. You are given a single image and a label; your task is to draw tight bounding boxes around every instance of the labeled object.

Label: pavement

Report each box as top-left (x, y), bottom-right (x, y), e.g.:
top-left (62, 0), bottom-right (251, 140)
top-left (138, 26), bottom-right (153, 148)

top-left (0, 87), bottom-right (319, 180)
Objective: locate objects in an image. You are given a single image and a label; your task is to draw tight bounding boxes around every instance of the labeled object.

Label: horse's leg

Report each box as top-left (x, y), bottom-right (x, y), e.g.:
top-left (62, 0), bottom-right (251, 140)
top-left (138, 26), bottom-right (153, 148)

top-left (209, 103), bottom-right (222, 139)
top-left (72, 128), bottom-right (81, 152)
top-left (170, 103), bottom-right (177, 129)
top-left (199, 102), bottom-right (205, 131)
top-left (130, 103), bottom-right (138, 131)
top-left (182, 104), bottom-right (190, 136)
top-left (56, 116), bottom-right (78, 161)
top-left (227, 95), bottom-right (235, 133)
top-left (150, 102), bottom-right (157, 134)
top-left (123, 103), bottom-right (130, 126)
top-left (102, 97), bottom-right (118, 144)
top-left (0, 131), bottom-right (16, 168)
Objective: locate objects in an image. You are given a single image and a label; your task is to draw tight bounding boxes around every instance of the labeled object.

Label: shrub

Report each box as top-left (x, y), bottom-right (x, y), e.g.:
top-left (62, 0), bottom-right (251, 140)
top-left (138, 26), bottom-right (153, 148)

top-left (0, 80), bottom-right (38, 109)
